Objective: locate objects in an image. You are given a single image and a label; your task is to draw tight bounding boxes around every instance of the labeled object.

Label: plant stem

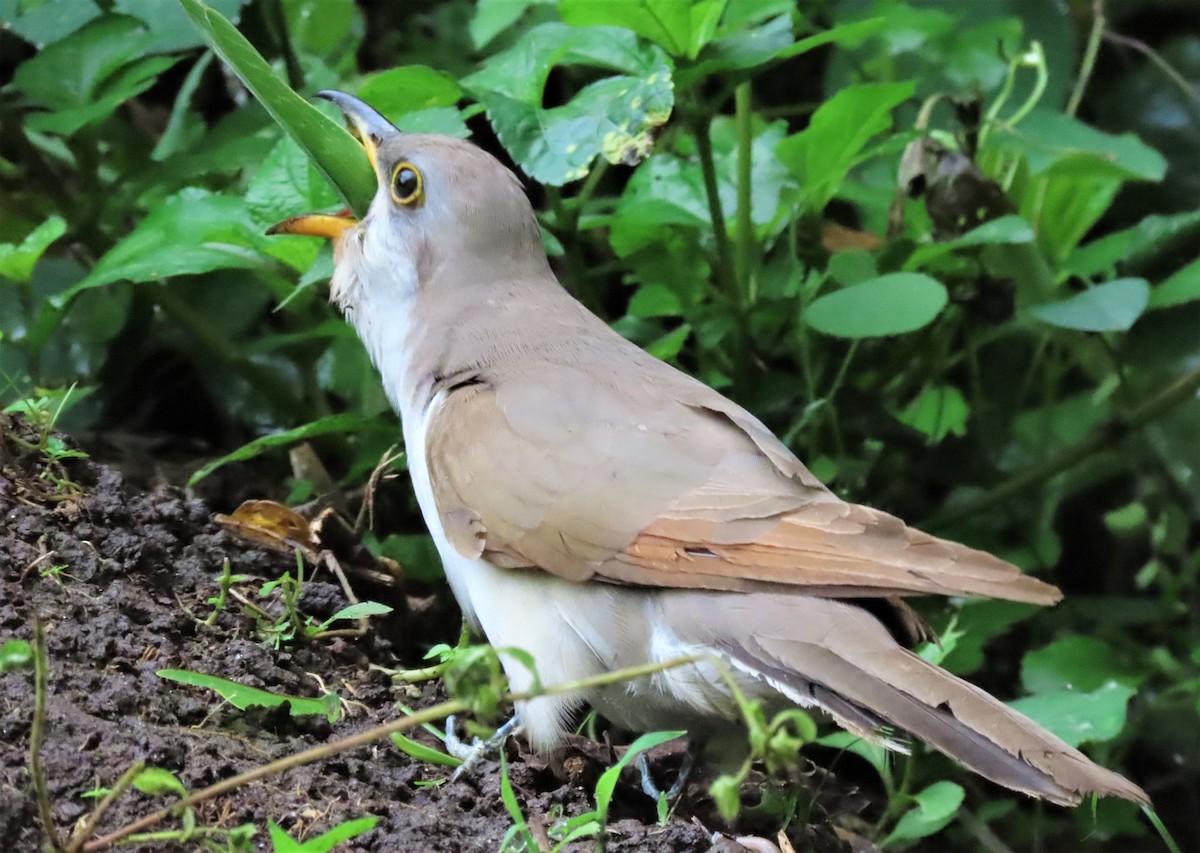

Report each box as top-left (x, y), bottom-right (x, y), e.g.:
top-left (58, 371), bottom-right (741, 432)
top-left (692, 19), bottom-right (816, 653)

top-left (734, 83), bottom-right (755, 304)
top-left (548, 188), bottom-right (602, 314)
top-left (692, 109), bottom-right (751, 382)
top-left (82, 655), bottom-right (700, 852)
top-left (927, 364), bottom-right (1200, 530)
top-left (692, 112), bottom-right (738, 310)
top-left (30, 617), bottom-right (63, 852)
top-left (66, 761), bottom-right (146, 853)
top-left (1066, 1), bottom-right (1105, 118)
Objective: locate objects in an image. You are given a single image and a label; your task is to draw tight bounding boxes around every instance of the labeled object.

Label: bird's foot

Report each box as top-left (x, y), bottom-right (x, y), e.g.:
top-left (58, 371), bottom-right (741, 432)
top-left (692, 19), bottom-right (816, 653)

top-left (636, 746), bottom-right (695, 802)
top-left (446, 713), bottom-right (523, 781)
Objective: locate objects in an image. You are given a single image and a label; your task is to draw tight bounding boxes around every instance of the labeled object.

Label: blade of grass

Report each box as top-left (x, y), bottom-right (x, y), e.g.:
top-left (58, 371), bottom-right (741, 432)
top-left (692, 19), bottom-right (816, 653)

top-left (178, 0), bottom-right (375, 215)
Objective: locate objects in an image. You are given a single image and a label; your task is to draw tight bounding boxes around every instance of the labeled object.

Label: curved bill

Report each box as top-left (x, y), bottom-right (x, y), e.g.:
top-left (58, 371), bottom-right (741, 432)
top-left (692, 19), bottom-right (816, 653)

top-left (316, 89), bottom-right (398, 174)
top-left (267, 91), bottom-right (398, 239)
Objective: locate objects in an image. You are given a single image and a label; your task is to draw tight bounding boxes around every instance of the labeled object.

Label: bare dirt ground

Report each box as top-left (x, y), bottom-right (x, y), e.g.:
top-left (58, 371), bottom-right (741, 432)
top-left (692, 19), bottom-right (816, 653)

top-left (0, 415), bottom-right (864, 852)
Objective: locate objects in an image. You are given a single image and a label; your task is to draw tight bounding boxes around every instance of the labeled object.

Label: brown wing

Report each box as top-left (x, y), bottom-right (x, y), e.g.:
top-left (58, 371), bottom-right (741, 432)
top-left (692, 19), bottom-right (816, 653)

top-left (425, 362), bottom-right (1059, 605)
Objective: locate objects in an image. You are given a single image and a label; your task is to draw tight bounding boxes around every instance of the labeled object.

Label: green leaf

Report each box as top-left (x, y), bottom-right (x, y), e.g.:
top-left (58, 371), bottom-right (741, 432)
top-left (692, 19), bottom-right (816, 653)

top-left (896, 384), bottom-right (969, 444)
top-left (327, 601), bottom-right (394, 622)
top-left (904, 215), bottom-right (1034, 270)
top-left (1064, 209), bottom-right (1200, 279)
top-left (594, 731), bottom-right (685, 818)
top-left (0, 217), bottom-right (67, 284)
top-left (0, 639), bottom-right (34, 673)
top-left (646, 324), bottom-right (691, 360)
top-left (289, 815), bottom-right (378, 853)
top-left (816, 732), bottom-right (890, 781)
top-left (469, 0), bottom-right (550, 48)
top-left (1030, 278), bottom-right (1149, 332)
top-left (559, 0), bottom-right (727, 60)
top-left (776, 81), bottom-right (914, 212)
top-left (246, 137), bottom-right (342, 230)
top-left (11, 15), bottom-right (151, 109)
top-left (1149, 258), bottom-right (1200, 310)
top-left (268, 821), bottom-right (304, 853)
top-left (680, 16), bottom-right (886, 84)
top-left (188, 412), bottom-right (391, 486)
top-left (116, 0), bottom-right (248, 52)
top-left (0, 0), bottom-right (102, 47)
top-left (356, 65), bottom-right (463, 123)
top-left (178, 0), bottom-right (375, 215)
top-left (882, 781), bottom-right (965, 846)
top-left (64, 189), bottom-right (273, 300)
top-left (804, 272), bottom-right (947, 338)
top-left (390, 732), bottom-right (464, 768)
top-left (131, 767), bottom-right (188, 798)
top-left (1009, 682), bottom-right (1136, 747)
top-left (157, 669), bottom-right (342, 722)
top-left (1008, 109), bottom-right (1166, 182)
top-left (1021, 636), bottom-right (1141, 695)
top-left (11, 15), bottom-right (185, 135)
top-left (463, 23), bottom-right (674, 184)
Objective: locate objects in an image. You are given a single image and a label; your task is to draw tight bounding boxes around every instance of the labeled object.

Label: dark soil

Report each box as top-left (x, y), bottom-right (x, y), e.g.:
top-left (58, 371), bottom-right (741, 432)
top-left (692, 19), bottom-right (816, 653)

top-left (0, 416), bottom-right (867, 853)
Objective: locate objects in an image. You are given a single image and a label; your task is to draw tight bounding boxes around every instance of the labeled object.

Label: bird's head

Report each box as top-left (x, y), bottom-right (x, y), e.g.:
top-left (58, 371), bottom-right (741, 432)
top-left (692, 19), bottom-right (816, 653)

top-left (270, 91), bottom-right (548, 314)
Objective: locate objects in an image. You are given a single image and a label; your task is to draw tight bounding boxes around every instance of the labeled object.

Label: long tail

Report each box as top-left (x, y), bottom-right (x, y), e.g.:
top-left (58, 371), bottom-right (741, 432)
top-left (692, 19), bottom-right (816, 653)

top-left (669, 594), bottom-right (1148, 805)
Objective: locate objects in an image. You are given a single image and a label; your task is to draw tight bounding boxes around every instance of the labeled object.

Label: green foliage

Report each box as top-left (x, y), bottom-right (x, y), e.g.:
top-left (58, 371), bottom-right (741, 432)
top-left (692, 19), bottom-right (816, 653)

top-left (157, 668), bottom-right (341, 722)
top-left (0, 639), bottom-right (34, 673)
top-left (267, 815), bottom-right (378, 853)
top-left (4, 0), bottom-right (1199, 847)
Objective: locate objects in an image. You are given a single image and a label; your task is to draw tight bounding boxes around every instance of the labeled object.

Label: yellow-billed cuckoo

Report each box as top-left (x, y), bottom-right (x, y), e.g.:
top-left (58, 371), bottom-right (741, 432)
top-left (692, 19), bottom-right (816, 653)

top-left (271, 91), bottom-right (1146, 807)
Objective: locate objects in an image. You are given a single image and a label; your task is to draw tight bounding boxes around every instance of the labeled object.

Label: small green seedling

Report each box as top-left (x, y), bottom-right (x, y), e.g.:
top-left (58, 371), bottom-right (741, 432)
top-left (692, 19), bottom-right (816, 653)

top-left (267, 815), bottom-right (378, 852)
top-left (547, 730), bottom-right (686, 852)
top-left (0, 639), bottom-right (33, 673)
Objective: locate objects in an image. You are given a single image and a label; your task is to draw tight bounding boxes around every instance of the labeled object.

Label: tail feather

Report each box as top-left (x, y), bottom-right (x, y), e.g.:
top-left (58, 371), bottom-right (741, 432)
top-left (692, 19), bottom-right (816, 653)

top-left (669, 594), bottom-right (1148, 805)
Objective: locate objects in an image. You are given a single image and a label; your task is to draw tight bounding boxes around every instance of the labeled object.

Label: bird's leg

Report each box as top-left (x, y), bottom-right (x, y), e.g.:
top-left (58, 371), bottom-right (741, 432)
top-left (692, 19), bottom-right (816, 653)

top-left (446, 713), bottom-right (523, 781)
top-left (637, 741), bottom-right (697, 802)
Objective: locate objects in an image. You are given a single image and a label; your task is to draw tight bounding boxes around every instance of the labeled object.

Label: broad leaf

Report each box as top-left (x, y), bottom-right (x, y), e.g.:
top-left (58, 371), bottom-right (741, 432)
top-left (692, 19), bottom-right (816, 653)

top-left (776, 81), bottom-right (914, 212)
top-left (804, 273), bottom-right (947, 338)
top-left (1030, 278), bottom-right (1149, 332)
top-left (1021, 636), bottom-right (1141, 695)
top-left (463, 23), bottom-right (674, 184)
top-left (882, 781), bottom-right (965, 846)
top-left (896, 384), bottom-right (969, 444)
top-left (1009, 682), bottom-right (1136, 747)
top-left (179, 0), bottom-right (376, 214)
top-left (1149, 258), bottom-right (1200, 310)
top-left (559, 0), bottom-right (727, 60)
top-left (356, 65), bottom-right (463, 122)
top-left (0, 217), bottom-right (67, 284)
top-left (66, 189), bottom-right (276, 299)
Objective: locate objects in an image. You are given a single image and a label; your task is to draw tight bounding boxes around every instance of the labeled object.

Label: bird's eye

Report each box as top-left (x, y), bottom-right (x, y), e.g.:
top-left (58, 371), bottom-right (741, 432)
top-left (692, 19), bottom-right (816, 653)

top-left (390, 162), bottom-right (423, 206)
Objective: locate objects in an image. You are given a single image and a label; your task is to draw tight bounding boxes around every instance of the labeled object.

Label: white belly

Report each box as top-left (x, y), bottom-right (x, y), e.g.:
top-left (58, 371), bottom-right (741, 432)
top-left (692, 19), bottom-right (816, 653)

top-left (402, 392), bottom-right (622, 748)
top-left (399, 392), bottom-right (760, 750)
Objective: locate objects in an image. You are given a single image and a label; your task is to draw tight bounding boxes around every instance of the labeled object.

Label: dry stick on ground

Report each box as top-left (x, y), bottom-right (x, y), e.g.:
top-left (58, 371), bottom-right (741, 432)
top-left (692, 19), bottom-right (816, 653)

top-left (80, 655), bottom-right (701, 852)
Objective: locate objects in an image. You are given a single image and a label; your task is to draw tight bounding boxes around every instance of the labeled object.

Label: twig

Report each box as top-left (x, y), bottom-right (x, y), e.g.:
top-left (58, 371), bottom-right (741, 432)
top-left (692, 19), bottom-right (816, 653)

top-left (65, 760), bottom-right (146, 853)
top-left (81, 655), bottom-right (700, 851)
top-left (1066, 1), bottom-right (1105, 118)
top-left (927, 364), bottom-right (1200, 530)
top-left (30, 617), bottom-right (63, 852)
top-left (1102, 31), bottom-right (1200, 119)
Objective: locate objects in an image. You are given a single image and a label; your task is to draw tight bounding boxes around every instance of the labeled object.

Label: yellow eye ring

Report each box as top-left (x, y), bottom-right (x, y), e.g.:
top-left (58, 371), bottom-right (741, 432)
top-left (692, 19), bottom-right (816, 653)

top-left (390, 161), bottom-right (423, 206)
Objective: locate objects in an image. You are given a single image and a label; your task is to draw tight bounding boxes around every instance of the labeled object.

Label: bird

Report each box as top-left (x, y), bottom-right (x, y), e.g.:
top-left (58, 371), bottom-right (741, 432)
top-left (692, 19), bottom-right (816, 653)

top-left (269, 90), bottom-right (1148, 808)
